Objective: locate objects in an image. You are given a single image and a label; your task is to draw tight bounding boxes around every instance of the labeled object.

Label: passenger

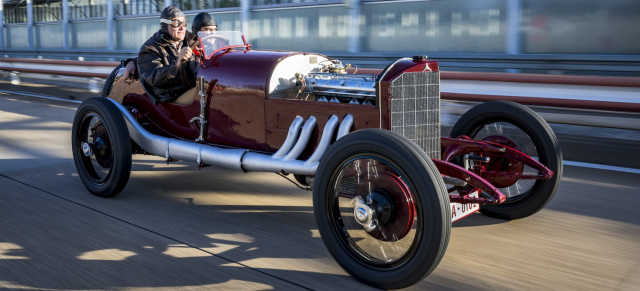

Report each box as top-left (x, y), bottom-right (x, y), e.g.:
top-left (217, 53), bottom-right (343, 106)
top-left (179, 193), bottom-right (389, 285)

top-left (192, 12), bottom-right (218, 33)
top-left (131, 6), bottom-right (198, 103)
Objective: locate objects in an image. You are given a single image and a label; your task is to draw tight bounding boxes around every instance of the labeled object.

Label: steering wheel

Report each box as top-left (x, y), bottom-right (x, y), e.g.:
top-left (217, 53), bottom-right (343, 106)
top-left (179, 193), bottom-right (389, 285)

top-left (202, 34), bottom-right (230, 52)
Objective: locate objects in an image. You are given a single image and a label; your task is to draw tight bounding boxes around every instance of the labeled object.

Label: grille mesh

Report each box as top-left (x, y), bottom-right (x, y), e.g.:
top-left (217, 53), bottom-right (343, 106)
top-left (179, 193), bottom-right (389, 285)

top-left (390, 71), bottom-right (441, 159)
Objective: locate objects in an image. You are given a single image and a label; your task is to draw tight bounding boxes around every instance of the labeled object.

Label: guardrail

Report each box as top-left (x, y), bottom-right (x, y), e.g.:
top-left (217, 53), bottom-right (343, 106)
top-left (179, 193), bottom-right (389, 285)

top-left (331, 52), bottom-right (640, 76)
top-left (2, 49), bottom-right (640, 76)
top-left (439, 71), bottom-right (640, 113)
top-left (1, 57), bottom-right (639, 125)
top-left (0, 58), bottom-right (115, 78)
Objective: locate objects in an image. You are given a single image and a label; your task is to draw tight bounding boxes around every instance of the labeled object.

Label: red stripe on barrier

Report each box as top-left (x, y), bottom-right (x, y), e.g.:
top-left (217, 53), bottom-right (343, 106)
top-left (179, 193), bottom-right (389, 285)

top-left (348, 68), bottom-right (640, 87)
top-left (0, 58), bottom-right (119, 67)
top-left (441, 71), bottom-right (640, 88)
top-left (0, 66), bottom-right (110, 79)
top-left (442, 92), bottom-right (640, 113)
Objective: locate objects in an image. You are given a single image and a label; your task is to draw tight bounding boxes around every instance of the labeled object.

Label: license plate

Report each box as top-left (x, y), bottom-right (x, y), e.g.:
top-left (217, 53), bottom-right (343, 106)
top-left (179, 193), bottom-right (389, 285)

top-left (451, 191), bottom-right (480, 222)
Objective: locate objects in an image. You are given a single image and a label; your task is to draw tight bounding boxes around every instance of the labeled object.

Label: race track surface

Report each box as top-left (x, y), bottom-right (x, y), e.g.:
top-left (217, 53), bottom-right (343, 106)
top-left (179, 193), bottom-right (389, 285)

top-left (1, 92), bottom-right (639, 290)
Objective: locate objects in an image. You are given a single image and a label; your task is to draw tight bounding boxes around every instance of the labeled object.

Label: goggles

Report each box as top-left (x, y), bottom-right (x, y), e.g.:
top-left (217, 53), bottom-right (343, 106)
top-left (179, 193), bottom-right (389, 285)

top-left (161, 18), bottom-right (187, 28)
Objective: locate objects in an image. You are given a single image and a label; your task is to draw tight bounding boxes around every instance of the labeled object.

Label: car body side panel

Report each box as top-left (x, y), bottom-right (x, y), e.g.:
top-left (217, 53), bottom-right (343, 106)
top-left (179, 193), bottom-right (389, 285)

top-left (200, 49), bottom-right (302, 151)
top-left (111, 51), bottom-right (440, 156)
top-left (121, 93), bottom-right (201, 140)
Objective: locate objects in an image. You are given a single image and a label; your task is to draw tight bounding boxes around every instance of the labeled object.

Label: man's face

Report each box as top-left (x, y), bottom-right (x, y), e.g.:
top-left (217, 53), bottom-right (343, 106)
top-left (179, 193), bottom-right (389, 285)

top-left (167, 17), bottom-right (187, 41)
top-left (200, 25), bottom-right (218, 32)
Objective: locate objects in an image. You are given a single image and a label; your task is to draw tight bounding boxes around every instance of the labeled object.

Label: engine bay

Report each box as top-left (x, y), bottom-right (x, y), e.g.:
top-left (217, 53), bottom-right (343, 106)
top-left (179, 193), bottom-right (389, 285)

top-left (268, 54), bottom-right (378, 106)
top-left (300, 72), bottom-right (377, 105)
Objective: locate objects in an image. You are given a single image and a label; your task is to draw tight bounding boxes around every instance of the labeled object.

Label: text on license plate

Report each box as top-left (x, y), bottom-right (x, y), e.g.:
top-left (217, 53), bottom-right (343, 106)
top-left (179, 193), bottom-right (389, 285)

top-left (451, 191), bottom-right (480, 222)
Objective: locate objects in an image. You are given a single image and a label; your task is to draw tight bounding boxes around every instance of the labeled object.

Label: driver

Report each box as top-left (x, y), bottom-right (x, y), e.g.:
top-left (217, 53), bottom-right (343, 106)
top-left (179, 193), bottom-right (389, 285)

top-left (122, 11), bottom-right (220, 83)
top-left (136, 6), bottom-right (199, 103)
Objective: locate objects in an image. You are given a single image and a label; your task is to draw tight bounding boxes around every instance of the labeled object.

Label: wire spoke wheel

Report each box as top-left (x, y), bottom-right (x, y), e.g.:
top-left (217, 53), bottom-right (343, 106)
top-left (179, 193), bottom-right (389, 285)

top-left (335, 156), bottom-right (417, 264)
top-left (471, 123), bottom-right (537, 200)
top-left (450, 101), bottom-right (563, 220)
top-left (314, 129), bottom-right (450, 289)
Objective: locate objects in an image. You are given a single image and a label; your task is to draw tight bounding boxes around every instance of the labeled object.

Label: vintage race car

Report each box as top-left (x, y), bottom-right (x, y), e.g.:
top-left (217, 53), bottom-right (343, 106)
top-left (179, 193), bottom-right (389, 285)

top-left (71, 31), bottom-right (562, 289)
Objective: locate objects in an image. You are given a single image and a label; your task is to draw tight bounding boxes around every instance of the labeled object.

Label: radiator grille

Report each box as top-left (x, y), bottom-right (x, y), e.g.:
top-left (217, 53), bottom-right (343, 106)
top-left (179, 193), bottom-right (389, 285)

top-left (390, 71), bottom-right (441, 159)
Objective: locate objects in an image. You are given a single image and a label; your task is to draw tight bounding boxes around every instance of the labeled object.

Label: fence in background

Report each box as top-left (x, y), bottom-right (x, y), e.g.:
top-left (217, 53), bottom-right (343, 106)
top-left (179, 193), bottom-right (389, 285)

top-left (1, 0), bottom-right (639, 75)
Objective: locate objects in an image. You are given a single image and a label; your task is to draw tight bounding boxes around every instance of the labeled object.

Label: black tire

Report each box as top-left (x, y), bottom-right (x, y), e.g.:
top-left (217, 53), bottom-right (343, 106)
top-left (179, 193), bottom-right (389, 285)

top-left (101, 63), bottom-right (123, 98)
top-left (313, 129), bottom-right (450, 289)
top-left (450, 100), bottom-right (563, 220)
top-left (72, 97), bottom-right (132, 197)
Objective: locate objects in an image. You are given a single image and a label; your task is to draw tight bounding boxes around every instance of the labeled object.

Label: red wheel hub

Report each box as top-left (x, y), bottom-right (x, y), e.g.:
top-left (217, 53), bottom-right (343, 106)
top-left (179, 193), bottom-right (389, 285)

top-left (354, 171), bottom-right (415, 241)
top-left (482, 135), bottom-right (524, 188)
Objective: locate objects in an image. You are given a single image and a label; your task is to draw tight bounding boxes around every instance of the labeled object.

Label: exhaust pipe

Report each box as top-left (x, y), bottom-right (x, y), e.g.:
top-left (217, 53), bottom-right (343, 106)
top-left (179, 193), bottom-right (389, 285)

top-left (108, 99), bottom-right (352, 175)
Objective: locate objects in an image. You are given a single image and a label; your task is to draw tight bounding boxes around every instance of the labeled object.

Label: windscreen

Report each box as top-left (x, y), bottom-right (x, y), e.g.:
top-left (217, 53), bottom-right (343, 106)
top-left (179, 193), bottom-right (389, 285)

top-left (197, 31), bottom-right (246, 58)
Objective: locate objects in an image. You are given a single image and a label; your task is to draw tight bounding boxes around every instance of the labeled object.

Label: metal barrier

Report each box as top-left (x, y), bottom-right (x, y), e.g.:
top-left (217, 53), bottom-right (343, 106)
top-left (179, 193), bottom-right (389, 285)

top-left (0, 49), bottom-right (138, 63)
top-left (1, 57), bottom-right (639, 117)
top-left (2, 49), bottom-right (640, 76)
top-left (0, 58), bottom-right (115, 78)
top-left (330, 52), bottom-right (640, 76)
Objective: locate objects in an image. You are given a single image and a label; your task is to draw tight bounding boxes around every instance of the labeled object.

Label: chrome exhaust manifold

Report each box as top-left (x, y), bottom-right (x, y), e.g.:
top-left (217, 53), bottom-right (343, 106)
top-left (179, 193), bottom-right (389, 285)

top-left (109, 99), bottom-right (353, 176)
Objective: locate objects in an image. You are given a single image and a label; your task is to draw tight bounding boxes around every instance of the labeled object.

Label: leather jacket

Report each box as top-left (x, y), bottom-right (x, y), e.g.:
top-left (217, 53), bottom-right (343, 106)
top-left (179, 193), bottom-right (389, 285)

top-left (137, 29), bottom-right (198, 103)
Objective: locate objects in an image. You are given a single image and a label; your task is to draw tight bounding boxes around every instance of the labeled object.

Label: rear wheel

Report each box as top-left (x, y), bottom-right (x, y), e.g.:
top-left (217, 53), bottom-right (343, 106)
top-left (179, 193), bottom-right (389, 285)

top-left (101, 63), bottom-right (123, 97)
top-left (72, 97), bottom-right (132, 197)
top-left (450, 100), bottom-right (563, 220)
top-left (313, 129), bottom-right (450, 289)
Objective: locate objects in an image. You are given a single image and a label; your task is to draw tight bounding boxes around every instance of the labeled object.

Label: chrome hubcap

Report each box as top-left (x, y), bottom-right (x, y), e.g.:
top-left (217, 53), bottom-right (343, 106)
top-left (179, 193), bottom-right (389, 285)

top-left (351, 196), bottom-right (377, 232)
top-left (81, 142), bottom-right (92, 157)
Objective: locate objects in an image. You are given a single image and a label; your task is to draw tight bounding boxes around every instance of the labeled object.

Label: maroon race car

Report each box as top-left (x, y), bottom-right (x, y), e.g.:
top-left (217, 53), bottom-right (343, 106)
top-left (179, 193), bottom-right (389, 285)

top-left (71, 31), bottom-right (562, 289)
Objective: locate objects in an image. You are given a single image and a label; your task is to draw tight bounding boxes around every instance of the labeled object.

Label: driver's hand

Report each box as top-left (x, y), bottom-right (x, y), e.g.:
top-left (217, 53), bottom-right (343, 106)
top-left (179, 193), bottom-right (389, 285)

top-left (178, 46), bottom-right (193, 63)
top-left (123, 61), bottom-right (136, 80)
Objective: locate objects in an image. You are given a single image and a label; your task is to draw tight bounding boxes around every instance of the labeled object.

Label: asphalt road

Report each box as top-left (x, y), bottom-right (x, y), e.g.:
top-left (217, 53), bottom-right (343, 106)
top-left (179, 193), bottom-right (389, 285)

top-left (1, 86), bottom-right (639, 290)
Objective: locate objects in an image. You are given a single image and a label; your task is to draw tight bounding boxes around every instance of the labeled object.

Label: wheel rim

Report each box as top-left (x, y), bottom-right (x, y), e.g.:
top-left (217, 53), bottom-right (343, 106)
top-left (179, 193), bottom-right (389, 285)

top-left (77, 113), bottom-right (114, 184)
top-left (329, 155), bottom-right (420, 266)
top-left (467, 121), bottom-right (539, 201)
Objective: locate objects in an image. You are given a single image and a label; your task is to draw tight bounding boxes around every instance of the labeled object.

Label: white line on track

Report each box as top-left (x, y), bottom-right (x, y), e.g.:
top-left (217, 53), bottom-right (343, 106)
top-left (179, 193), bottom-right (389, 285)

top-left (3, 88), bottom-right (638, 175)
top-left (564, 161), bottom-right (640, 175)
top-left (0, 89), bottom-right (82, 103)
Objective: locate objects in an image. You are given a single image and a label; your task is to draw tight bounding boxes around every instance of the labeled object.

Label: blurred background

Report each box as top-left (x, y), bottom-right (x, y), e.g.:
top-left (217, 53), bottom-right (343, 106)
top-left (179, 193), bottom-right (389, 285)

top-left (0, 2), bottom-right (639, 290)
top-left (1, 0), bottom-right (639, 75)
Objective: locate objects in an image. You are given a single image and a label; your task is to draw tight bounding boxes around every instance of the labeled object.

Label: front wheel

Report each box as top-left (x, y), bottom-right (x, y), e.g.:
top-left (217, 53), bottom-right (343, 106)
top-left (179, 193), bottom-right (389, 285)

top-left (72, 97), bottom-right (132, 197)
top-left (450, 100), bottom-right (563, 220)
top-left (313, 129), bottom-right (450, 289)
